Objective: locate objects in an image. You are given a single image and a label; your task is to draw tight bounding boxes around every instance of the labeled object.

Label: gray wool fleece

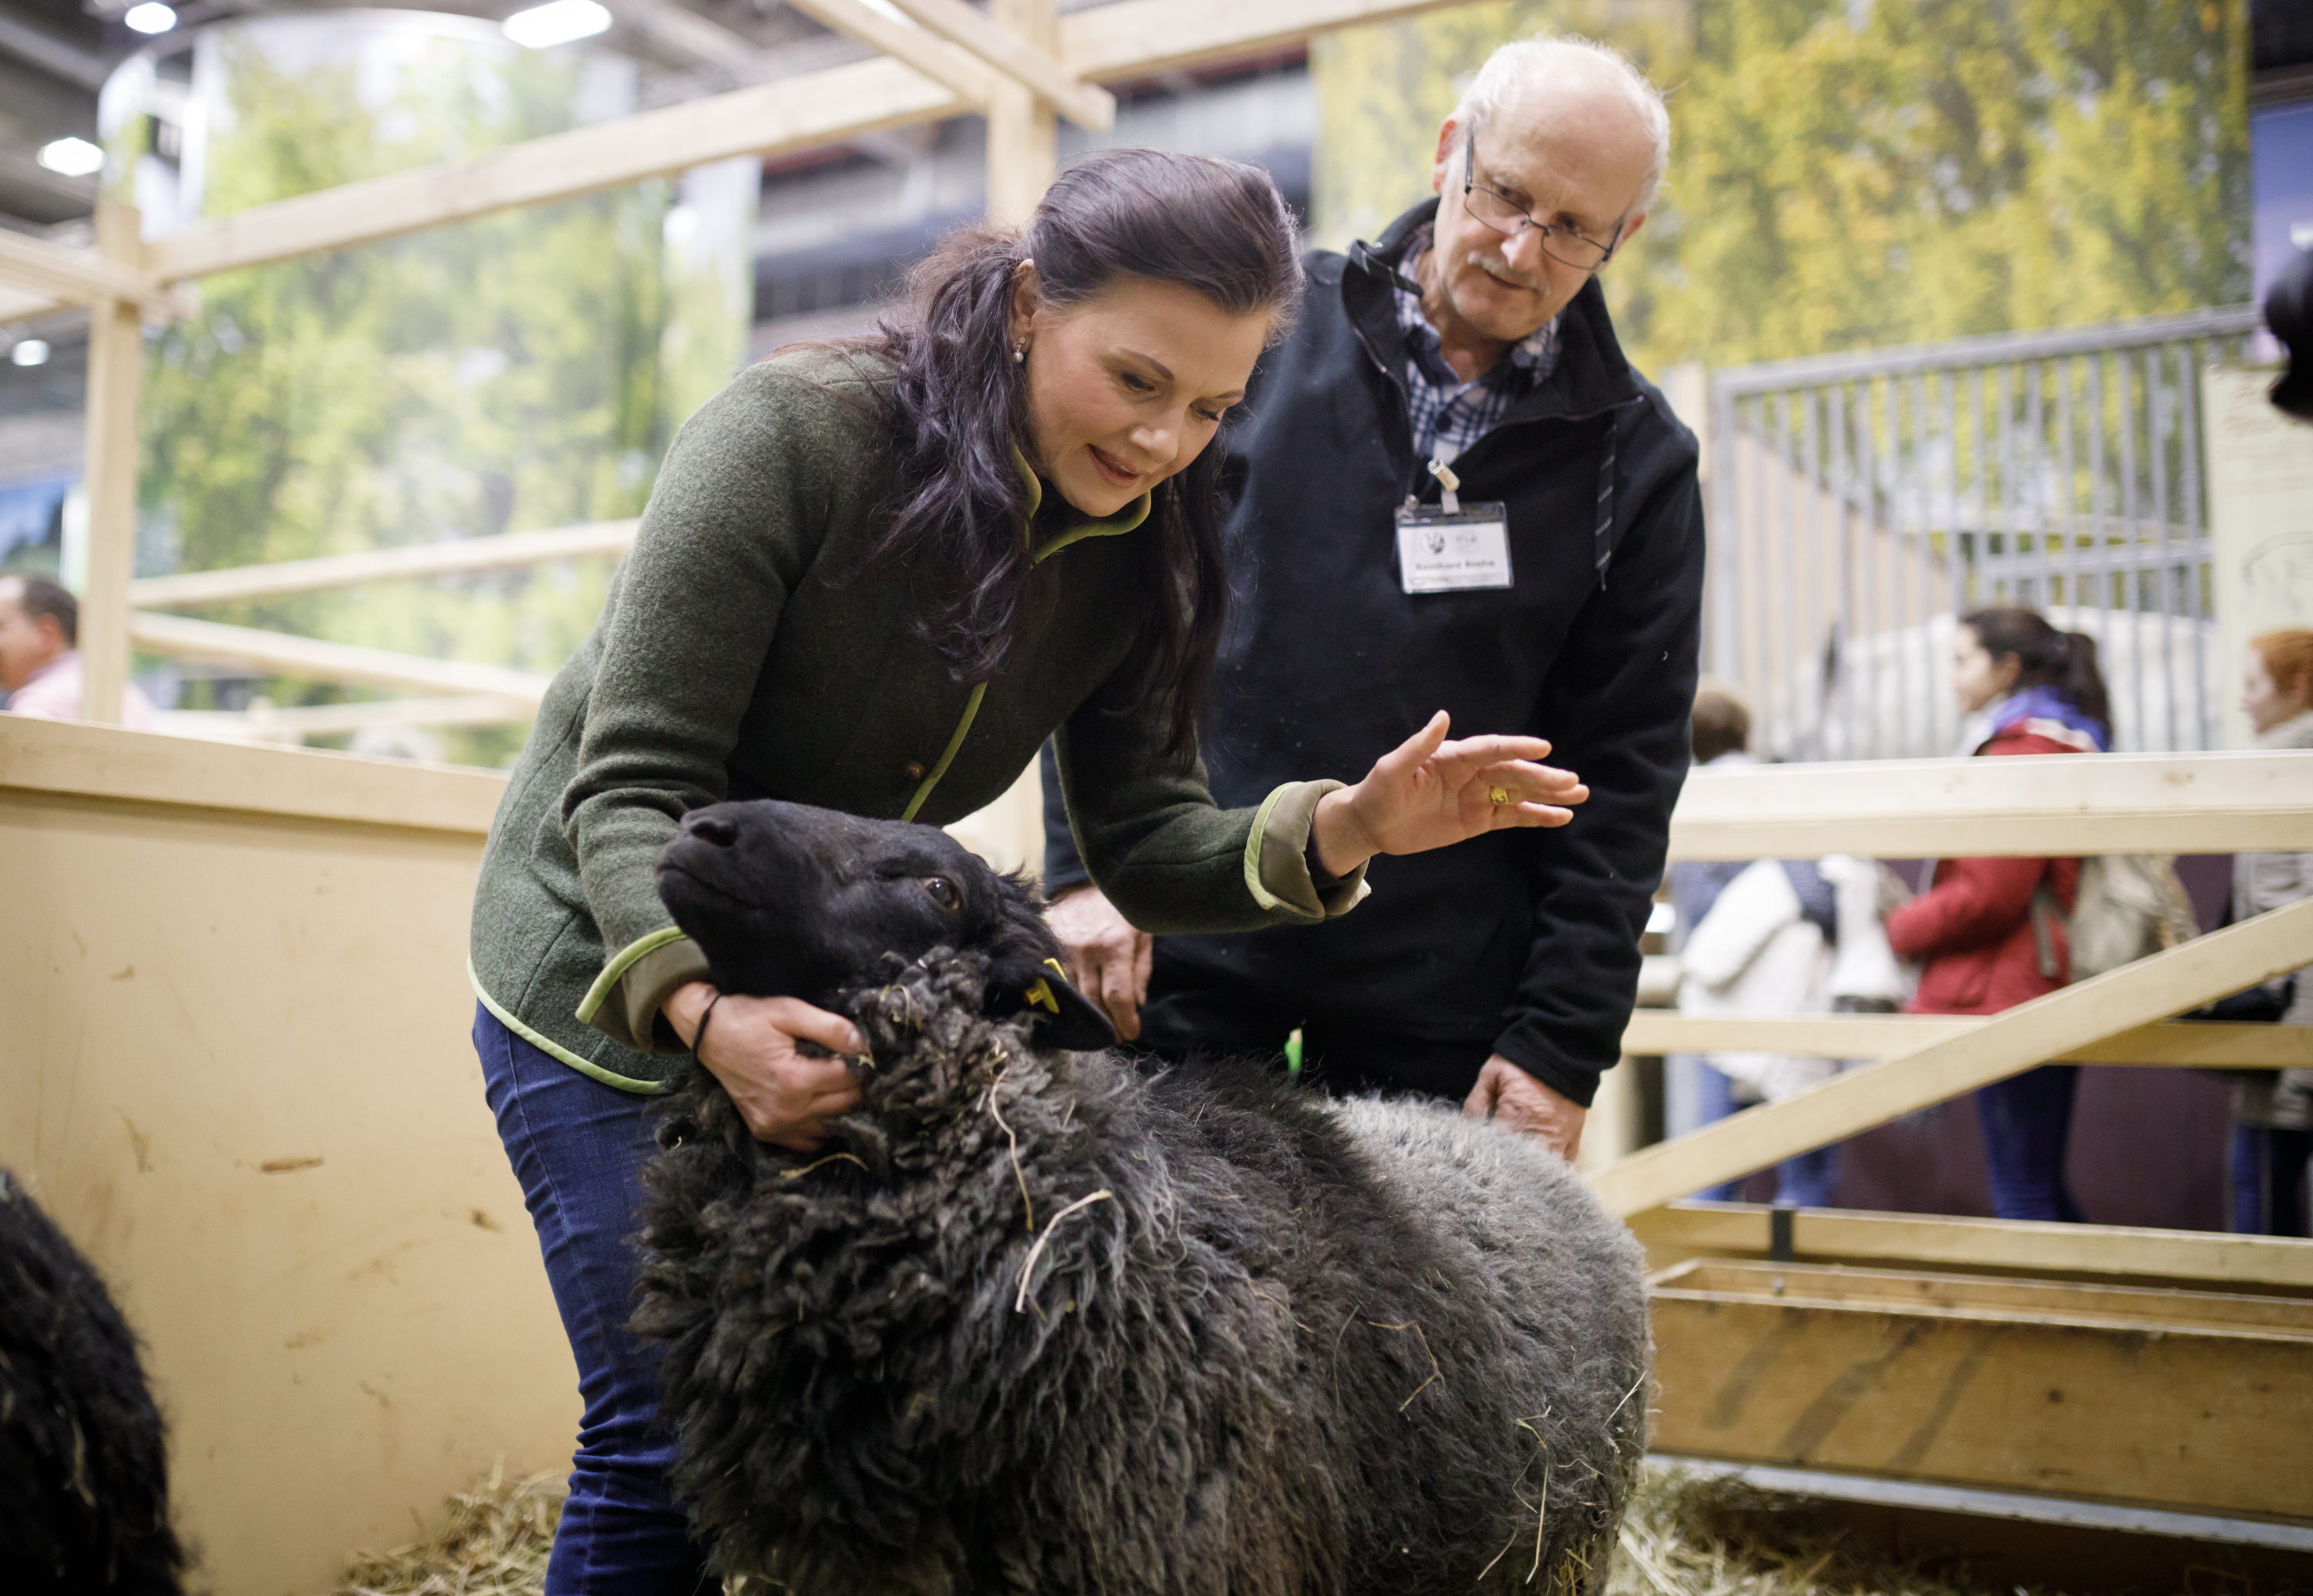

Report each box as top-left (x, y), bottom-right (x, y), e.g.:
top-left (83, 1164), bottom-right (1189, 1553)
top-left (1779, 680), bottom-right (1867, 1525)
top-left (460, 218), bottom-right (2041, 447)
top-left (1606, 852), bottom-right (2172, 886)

top-left (469, 347), bottom-right (1366, 1092)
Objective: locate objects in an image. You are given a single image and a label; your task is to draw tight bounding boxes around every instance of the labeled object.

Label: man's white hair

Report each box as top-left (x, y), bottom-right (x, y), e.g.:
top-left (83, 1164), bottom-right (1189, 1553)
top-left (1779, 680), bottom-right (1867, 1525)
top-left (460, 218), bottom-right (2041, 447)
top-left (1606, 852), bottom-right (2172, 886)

top-left (1453, 34), bottom-right (1671, 217)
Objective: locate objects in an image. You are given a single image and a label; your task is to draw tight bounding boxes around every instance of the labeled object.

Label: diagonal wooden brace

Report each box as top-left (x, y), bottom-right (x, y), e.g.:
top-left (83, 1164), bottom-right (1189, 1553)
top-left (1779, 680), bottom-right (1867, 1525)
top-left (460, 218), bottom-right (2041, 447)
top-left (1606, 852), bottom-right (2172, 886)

top-left (878, 0), bottom-right (1115, 128)
top-left (1591, 894), bottom-right (2313, 1218)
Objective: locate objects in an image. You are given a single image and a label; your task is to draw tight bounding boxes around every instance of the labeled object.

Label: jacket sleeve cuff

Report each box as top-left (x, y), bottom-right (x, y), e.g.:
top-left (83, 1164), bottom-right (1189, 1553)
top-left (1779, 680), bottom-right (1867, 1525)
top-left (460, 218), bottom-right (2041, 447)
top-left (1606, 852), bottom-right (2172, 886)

top-left (1489, 1029), bottom-right (1607, 1109)
top-left (576, 929), bottom-right (714, 1054)
top-left (1243, 780), bottom-right (1372, 924)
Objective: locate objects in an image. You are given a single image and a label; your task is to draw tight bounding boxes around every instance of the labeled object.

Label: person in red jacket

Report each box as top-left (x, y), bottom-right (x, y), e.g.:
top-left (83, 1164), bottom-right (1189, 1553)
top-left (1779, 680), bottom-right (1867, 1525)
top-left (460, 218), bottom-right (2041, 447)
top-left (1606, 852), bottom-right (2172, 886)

top-left (1886, 605), bottom-right (2111, 1221)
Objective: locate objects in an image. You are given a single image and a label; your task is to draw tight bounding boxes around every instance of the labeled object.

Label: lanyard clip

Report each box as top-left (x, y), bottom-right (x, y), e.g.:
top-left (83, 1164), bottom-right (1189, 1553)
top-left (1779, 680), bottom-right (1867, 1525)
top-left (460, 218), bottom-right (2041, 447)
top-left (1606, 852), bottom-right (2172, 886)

top-left (1426, 456), bottom-right (1461, 516)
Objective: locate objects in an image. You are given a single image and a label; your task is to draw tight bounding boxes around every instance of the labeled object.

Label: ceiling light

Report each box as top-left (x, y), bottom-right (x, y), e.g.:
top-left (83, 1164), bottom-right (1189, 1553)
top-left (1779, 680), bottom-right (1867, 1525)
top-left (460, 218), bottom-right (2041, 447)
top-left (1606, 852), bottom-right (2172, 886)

top-left (37, 137), bottom-right (106, 177)
top-left (124, 2), bottom-right (178, 34)
top-left (502, 0), bottom-right (610, 49)
top-left (10, 341), bottom-right (52, 369)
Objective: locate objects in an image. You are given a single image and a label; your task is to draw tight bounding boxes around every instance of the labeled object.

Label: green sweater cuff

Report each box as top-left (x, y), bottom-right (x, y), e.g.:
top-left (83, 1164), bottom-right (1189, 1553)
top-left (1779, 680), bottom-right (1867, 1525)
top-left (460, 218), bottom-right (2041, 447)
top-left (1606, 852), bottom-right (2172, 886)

top-left (1243, 779), bottom-right (1372, 923)
top-left (577, 929), bottom-right (713, 1054)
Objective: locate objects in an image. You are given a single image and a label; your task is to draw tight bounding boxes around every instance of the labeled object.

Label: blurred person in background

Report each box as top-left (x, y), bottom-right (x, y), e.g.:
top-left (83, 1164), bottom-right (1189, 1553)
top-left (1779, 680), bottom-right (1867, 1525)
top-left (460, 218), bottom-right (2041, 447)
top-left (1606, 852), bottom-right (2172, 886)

top-left (0, 575), bottom-right (156, 729)
top-left (2227, 628), bottom-right (2313, 1234)
top-left (1886, 605), bottom-right (2110, 1222)
top-left (1668, 685), bottom-right (1840, 1207)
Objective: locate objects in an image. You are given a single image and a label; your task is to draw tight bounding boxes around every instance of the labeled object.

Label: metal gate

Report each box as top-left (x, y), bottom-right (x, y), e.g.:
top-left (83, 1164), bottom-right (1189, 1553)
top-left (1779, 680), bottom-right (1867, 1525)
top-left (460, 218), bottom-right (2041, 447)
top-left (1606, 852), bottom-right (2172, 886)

top-left (1704, 305), bottom-right (2266, 762)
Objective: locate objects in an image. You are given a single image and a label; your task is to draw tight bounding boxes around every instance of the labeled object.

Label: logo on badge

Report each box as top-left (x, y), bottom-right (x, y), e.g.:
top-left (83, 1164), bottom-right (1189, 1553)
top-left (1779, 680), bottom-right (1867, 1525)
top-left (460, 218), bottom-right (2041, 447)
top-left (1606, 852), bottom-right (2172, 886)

top-left (1423, 530), bottom-right (1447, 556)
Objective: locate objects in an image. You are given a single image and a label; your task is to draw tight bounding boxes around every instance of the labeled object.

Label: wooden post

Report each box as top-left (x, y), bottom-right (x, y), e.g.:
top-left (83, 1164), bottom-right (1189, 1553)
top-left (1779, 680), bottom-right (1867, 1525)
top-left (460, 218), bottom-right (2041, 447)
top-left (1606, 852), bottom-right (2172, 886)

top-left (79, 200), bottom-right (143, 726)
top-left (985, 0), bottom-right (1059, 226)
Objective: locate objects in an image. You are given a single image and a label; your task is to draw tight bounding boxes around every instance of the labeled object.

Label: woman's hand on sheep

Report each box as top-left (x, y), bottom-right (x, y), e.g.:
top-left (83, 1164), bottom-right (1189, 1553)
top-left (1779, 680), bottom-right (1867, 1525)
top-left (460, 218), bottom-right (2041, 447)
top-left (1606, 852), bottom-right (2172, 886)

top-left (1311, 711), bottom-right (1587, 876)
top-left (1046, 885), bottom-right (1153, 1040)
top-left (666, 982), bottom-right (866, 1150)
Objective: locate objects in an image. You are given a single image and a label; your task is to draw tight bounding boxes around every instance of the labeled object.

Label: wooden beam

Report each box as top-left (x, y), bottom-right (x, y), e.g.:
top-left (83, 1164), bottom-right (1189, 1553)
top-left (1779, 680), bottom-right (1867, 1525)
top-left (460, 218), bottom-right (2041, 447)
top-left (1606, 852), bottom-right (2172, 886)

top-left (1589, 897), bottom-right (2313, 1217)
top-left (1648, 1259), bottom-right (2313, 1521)
top-left (157, 696), bottom-right (537, 741)
top-left (1620, 1013), bottom-right (2313, 1068)
top-left (1062, 0), bottom-right (1465, 78)
top-left (127, 612), bottom-right (553, 703)
top-left (142, 0), bottom-right (1470, 283)
top-left (0, 225), bottom-right (194, 320)
top-left (128, 520), bottom-right (640, 608)
top-left (1, 285), bottom-right (62, 326)
top-left (884, 0), bottom-right (1114, 130)
top-left (752, 0), bottom-right (998, 109)
top-left (985, 0), bottom-right (1059, 224)
top-left (145, 58), bottom-right (967, 285)
top-left (1668, 750), bottom-right (2313, 860)
top-left (78, 203), bottom-right (143, 727)
top-left (1630, 1204), bottom-right (2313, 1291)
top-left (0, 712), bottom-right (506, 835)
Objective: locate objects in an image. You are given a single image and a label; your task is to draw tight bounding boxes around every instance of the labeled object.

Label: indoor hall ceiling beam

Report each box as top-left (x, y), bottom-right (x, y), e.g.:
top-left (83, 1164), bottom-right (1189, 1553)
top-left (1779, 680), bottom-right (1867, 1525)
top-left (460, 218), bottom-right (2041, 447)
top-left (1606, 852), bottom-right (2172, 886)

top-left (142, 0), bottom-right (1468, 284)
top-left (0, 11), bottom-right (111, 89)
top-left (878, 0), bottom-right (1113, 130)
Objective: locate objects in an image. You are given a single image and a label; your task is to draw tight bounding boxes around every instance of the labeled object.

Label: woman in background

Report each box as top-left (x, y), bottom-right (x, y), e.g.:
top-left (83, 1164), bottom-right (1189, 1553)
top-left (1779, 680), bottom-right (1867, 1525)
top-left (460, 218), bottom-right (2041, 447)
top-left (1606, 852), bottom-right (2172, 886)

top-left (2230, 628), bottom-right (2313, 1234)
top-left (1885, 605), bottom-right (2110, 1222)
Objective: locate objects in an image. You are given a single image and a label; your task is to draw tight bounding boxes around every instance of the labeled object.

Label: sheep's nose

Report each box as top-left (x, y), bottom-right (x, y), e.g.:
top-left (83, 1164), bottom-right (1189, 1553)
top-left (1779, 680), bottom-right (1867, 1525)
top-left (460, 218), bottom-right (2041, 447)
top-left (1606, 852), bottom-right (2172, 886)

top-left (682, 812), bottom-right (739, 848)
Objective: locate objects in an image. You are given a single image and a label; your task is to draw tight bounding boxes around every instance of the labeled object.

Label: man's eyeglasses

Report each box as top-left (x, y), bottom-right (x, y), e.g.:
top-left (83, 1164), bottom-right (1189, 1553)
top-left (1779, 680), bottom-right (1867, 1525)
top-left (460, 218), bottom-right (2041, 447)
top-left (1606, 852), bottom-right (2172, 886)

top-left (1460, 123), bottom-right (1625, 273)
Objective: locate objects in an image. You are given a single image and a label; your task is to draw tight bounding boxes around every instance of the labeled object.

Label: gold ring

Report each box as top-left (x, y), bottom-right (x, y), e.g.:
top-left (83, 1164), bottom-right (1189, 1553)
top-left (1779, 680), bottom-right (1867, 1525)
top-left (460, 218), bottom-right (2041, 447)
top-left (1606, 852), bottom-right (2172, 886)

top-left (1489, 786), bottom-right (1510, 806)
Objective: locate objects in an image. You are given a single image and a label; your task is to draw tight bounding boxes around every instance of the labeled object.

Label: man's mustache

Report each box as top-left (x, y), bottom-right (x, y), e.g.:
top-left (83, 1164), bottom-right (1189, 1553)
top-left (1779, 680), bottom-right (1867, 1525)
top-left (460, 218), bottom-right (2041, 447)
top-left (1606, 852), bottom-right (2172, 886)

top-left (1465, 250), bottom-right (1543, 291)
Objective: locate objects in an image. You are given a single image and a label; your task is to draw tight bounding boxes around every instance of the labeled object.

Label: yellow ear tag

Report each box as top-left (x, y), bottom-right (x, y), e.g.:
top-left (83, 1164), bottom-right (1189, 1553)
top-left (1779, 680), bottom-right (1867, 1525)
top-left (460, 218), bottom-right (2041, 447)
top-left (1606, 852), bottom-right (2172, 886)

top-left (1022, 978), bottom-right (1061, 1014)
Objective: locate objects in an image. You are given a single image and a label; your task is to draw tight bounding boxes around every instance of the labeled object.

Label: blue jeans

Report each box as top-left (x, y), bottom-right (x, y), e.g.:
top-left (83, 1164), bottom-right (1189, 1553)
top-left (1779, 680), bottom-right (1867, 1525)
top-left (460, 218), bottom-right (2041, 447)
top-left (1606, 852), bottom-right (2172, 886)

top-left (473, 1005), bottom-right (712, 1596)
top-left (1689, 1061), bottom-right (1839, 1207)
top-left (1973, 1066), bottom-right (2083, 1223)
top-left (2234, 1124), bottom-right (2311, 1237)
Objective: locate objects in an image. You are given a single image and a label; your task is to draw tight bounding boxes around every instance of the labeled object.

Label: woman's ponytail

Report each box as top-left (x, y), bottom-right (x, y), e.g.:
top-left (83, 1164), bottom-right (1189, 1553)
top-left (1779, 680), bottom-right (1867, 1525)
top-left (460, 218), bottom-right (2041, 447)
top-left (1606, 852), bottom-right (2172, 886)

top-left (2059, 631), bottom-right (2111, 741)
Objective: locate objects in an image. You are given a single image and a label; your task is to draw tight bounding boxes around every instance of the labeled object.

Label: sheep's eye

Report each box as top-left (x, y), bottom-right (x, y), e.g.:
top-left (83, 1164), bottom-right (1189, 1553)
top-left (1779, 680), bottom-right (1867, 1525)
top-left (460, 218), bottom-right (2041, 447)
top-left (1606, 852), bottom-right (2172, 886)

top-left (923, 876), bottom-right (958, 909)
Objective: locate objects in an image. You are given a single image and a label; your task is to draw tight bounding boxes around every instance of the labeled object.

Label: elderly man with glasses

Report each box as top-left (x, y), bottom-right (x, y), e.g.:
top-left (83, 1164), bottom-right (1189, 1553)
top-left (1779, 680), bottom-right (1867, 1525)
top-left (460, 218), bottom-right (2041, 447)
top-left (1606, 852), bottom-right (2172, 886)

top-left (1041, 35), bottom-right (1703, 1160)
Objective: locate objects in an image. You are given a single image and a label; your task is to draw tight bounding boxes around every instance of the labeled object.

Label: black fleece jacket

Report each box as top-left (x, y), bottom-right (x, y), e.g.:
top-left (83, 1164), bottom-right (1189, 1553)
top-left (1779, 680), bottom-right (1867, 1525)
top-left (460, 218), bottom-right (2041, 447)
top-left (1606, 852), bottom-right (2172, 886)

top-left (1043, 200), bottom-right (1704, 1108)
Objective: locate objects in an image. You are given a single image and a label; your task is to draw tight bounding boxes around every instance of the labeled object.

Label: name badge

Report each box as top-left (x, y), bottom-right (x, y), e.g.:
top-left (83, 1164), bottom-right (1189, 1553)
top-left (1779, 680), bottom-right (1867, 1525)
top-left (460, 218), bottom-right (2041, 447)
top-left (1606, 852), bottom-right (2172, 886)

top-left (1395, 503), bottom-right (1513, 594)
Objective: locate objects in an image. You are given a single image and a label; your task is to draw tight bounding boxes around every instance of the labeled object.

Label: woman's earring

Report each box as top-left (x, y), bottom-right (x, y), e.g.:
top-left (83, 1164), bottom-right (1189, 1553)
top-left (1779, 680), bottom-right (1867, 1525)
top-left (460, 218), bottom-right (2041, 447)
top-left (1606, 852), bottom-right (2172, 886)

top-left (1012, 343), bottom-right (1026, 365)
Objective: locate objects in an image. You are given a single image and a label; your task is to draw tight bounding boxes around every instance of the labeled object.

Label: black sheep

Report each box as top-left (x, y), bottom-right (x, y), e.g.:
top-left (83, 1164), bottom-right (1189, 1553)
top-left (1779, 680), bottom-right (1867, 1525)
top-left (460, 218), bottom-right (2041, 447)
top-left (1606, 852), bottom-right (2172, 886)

top-left (0, 1170), bottom-right (186, 1595)
top-left (638, 800), bottom-right (1650, 1595)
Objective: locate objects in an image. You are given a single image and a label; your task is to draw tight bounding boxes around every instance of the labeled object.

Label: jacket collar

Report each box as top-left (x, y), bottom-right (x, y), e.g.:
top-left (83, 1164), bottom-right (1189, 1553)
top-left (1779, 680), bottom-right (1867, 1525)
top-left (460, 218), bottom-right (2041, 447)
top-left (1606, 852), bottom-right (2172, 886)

top-left (1347, 197), bottom-right (1643, 423)
top-left (1011, 447), bottom-right (1152, 564)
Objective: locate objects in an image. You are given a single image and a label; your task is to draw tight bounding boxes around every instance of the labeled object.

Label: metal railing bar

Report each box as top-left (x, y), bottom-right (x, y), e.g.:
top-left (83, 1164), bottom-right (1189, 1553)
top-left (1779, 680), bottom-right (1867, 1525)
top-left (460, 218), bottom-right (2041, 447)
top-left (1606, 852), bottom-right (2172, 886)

top-left (1860, 379), bottom-right (1882, 756)
top-left (2179, 338), bottom-right (2211, 748)
top-left (2118, 350), bottom-right (2149, 749)
top-left (1709, 305), bottom-right (2262, 395)
top-left (2149, 344), bottom-right (2178, 750)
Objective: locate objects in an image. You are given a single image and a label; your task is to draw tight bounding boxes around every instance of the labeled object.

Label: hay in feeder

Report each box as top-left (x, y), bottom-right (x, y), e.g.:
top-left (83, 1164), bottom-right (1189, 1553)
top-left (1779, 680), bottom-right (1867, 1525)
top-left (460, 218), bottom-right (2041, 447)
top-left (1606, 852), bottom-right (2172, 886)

top-left (328, 1460), bottom-right (564, 1596)
top-left (1608, 1467), bottom-right (2024, 1596)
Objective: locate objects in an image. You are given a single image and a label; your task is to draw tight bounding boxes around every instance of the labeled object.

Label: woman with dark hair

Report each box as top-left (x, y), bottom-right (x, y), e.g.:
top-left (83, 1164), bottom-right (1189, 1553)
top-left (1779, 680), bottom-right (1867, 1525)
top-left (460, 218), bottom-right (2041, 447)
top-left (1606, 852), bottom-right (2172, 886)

top-left (465, 149), bottom-right (1586, 1592)
top-left (1886, 604), bottom-right (2111, 1222)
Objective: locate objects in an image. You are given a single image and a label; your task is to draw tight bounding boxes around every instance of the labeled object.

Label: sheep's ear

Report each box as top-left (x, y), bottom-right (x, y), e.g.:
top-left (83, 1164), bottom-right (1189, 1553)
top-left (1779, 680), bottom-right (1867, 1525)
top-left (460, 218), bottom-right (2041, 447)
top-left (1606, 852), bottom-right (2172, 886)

top-left (1000, 958), bottom-right (1119, 1052)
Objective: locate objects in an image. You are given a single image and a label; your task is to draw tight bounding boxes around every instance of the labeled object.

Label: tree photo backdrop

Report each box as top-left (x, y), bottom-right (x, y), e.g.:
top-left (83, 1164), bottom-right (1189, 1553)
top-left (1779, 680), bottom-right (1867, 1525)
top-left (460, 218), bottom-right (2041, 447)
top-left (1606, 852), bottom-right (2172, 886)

top-left (1312, 0), bottom-right (2251, 375)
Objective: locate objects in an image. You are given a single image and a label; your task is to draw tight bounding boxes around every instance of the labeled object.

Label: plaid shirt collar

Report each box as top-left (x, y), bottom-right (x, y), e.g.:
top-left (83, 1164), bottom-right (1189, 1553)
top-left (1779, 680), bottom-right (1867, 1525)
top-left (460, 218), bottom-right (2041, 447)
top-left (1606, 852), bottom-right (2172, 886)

top-left (1389, 224), bottom-right (1561, 467)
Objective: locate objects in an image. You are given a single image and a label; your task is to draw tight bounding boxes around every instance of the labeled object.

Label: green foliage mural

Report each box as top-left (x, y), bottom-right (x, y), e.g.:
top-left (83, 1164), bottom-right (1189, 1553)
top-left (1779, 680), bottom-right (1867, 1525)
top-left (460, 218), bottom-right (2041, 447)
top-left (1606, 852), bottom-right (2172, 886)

top-left (136, 28), bottom-right (749, 763)
top-left (1311, 0), bottom-right (2251, 375)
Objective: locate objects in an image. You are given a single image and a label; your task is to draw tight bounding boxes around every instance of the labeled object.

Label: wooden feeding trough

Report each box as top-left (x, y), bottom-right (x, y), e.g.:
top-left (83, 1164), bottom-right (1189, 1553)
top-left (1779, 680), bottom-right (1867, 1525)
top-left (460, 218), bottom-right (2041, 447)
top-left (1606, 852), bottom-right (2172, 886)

top-left (1649, 1255), bottom-right (2313, 1523)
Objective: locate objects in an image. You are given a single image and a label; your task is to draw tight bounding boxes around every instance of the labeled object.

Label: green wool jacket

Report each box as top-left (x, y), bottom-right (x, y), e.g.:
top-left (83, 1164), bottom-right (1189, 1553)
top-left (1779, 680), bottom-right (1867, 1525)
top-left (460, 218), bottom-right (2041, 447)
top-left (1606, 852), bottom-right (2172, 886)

top-left (468, 346), bottom-right (1367, 1093)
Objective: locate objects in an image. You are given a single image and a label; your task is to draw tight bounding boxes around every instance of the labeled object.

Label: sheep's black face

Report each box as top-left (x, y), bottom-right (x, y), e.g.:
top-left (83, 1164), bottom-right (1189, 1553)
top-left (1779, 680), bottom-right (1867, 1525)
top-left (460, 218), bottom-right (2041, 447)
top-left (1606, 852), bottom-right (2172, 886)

top-left (655, 798), bottom-right (1116, 1049)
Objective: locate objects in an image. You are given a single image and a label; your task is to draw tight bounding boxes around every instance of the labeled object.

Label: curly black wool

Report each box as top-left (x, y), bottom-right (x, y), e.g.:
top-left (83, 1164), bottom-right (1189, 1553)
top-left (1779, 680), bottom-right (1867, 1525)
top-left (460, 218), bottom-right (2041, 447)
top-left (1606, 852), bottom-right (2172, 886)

top-left (0, 1169), bottom-right (186, 1595)
top-left (636, 954), bottom-right (1650, 1596)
